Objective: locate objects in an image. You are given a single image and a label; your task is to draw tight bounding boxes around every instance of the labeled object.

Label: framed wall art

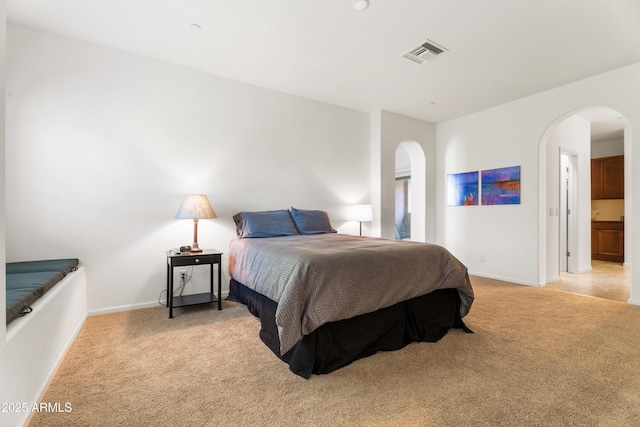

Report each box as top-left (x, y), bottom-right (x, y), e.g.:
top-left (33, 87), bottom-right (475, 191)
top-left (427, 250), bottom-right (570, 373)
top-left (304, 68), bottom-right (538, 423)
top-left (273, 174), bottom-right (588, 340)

top-left (481, 166), bottom-right (521, 205)
top-left (447, 171), bottom-right (479, 206)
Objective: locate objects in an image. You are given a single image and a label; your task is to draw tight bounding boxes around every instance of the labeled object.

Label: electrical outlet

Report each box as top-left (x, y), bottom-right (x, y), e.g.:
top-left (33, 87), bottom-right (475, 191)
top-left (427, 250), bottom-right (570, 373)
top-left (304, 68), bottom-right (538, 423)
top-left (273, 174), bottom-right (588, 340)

top-left (179, 270), bottom-right (187, 282)
top-left (480, 254), bottom-right (485, 263)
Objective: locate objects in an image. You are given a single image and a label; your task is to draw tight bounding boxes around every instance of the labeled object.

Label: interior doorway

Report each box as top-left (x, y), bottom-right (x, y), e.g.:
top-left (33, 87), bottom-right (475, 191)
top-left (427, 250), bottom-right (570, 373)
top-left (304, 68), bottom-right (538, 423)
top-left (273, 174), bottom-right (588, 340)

top-left (540, 106), bottom-right (631, 303)
top-left (560, 151), bottom-right (578, 273)
top-left (395, 145), bottom-right (411, 240)
top-left (394, 141), bottom-right (426, 242)
top-left (547, 260), bottom-right (630, 302)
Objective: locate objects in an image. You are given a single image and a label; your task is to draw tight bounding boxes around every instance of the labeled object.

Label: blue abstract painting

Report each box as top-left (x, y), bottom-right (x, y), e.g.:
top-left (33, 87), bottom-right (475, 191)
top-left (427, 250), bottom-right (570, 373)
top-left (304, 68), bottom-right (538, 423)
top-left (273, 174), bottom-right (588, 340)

top-left (481, 166), bottom-right (521, 205)
top-left (447, 171), bottom-right (479, 206)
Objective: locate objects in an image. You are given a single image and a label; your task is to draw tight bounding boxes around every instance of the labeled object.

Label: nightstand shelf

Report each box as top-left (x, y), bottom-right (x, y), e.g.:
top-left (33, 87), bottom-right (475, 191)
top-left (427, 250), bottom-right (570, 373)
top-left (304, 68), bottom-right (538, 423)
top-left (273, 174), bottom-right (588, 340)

top-left (172, 292), bottom-right (218, 308)
top-left (166, 249), bottom-right (223, 318)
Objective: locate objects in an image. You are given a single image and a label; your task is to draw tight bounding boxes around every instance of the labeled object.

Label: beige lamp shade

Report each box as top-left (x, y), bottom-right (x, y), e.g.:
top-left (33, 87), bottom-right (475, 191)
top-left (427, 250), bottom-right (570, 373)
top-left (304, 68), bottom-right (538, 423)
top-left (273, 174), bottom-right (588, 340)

top-left (175, 195), bottom-right (216, 219)
top-left (349, 204), bottom-right (373, 236)
top-left (349, 204), bottom-right (373, 222)
top-left (175, 195), bottom-right (216, 252)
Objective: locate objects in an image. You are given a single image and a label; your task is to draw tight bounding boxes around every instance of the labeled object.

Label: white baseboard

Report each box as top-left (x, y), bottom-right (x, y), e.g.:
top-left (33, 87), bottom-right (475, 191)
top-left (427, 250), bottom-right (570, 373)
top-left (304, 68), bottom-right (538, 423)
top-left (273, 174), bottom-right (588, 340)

top-left (467, 271), bottom-right (541, 287)
top-left (88, 291), bottom-right (230, 317)
top-left (88, 301), bottom-right (162, 316)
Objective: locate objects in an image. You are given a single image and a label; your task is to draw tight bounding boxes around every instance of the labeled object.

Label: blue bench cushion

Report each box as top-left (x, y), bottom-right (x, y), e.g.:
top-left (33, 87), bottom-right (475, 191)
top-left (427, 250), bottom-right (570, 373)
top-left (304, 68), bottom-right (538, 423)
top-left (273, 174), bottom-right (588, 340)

top-left (7, 271), bottom-right (66, 293)
top-left (6, 259), bottom-right (79, 275)
top-left (6, 259), bottom-right (79, 325)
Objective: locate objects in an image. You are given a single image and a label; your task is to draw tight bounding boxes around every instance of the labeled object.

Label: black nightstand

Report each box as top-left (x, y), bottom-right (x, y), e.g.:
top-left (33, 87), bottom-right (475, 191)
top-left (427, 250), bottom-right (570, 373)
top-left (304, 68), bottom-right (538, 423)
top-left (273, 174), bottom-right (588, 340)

top-left (166, 249), bottom-right (223, 318)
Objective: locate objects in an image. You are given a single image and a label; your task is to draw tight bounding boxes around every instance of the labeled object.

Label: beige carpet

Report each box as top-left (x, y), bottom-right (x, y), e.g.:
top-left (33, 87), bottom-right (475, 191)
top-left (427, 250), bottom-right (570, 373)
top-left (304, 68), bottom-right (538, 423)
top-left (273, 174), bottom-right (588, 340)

top-left (29, 277), bottom-right (640, 426)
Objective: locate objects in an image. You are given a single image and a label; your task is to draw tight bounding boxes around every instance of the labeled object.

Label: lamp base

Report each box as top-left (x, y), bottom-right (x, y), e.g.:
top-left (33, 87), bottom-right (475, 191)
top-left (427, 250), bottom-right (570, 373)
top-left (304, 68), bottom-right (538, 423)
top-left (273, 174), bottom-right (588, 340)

top-left (191, 220), bottom-right (203, 253)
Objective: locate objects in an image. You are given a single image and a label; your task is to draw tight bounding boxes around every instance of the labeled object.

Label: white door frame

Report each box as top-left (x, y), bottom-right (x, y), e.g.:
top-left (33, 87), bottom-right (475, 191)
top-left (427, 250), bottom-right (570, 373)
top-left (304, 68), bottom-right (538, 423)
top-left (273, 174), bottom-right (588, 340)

top-left (560, 150), bottom-right (579, 274)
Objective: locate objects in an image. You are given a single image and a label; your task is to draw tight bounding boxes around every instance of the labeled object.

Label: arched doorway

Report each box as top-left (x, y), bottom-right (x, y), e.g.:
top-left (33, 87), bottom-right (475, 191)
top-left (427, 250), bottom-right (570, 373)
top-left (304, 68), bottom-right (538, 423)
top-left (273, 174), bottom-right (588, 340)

top-left (539, 106), bottom-right (631, 301)
top-left (395, 145), bottom-right (411, 239)
top-left (395, 140), bottom-right (425, 242)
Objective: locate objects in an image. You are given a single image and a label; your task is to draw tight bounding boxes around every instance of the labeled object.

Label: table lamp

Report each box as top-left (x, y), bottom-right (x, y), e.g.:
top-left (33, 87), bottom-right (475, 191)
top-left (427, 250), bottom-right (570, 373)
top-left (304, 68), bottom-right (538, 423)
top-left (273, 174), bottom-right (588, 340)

top-left (175, 194), bottom-right (216, 253)
top-left (349, 204), bottom-right (373, 236)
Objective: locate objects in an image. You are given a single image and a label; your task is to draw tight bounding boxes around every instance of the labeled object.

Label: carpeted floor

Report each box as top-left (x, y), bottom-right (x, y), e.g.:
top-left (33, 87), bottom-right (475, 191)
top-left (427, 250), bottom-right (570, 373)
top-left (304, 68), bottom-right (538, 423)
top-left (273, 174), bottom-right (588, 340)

top-left (29, 276), bottom-right (640, 426)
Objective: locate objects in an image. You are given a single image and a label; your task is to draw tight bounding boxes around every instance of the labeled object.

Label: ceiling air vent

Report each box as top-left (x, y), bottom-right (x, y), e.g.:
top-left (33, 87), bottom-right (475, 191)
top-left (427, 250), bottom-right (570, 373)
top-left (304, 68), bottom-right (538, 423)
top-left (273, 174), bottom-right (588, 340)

top-left (403, 39), bottom-right (448, 64)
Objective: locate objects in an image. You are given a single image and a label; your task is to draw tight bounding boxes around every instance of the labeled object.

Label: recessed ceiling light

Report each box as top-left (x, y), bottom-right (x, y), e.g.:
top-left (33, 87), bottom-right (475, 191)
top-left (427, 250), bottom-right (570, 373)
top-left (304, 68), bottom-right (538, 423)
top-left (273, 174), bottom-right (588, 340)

top-left (352, 0), bottom-right (369, 11)
top-left (190, 23), bottom-right (201, 31)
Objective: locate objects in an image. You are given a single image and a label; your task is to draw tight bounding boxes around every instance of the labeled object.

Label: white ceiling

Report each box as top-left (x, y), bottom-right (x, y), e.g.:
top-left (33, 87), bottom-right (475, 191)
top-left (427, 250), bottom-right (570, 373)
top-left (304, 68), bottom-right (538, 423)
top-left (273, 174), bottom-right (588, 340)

top-left (7, 0), bottom-right (640, 135)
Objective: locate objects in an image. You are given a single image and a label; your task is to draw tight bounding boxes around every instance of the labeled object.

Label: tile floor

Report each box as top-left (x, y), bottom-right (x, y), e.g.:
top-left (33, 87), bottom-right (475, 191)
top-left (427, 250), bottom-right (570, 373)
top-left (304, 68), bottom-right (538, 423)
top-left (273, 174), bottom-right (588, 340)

top-left (546, 260), bottom-right (631, 302)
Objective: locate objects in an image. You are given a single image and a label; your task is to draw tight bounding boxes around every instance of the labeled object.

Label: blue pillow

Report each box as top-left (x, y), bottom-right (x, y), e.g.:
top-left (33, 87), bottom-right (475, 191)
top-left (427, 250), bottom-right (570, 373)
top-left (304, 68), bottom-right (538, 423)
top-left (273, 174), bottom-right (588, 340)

top-left (233, 210), bottom-right (299, 238)
top-left (290, 207), bottom-right (337, 235)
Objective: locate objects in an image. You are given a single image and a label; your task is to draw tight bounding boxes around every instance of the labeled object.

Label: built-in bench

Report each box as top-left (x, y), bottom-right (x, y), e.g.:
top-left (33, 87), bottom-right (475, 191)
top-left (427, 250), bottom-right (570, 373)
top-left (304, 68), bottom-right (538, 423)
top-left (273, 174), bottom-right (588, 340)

top-left (2, 259), bottom-right (87, 427)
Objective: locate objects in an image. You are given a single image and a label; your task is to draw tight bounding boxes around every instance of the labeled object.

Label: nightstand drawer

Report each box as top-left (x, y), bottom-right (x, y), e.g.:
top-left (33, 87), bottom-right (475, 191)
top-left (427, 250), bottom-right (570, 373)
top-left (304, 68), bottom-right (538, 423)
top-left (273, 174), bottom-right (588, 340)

top-left (172, 253), bottom-right (221, 267)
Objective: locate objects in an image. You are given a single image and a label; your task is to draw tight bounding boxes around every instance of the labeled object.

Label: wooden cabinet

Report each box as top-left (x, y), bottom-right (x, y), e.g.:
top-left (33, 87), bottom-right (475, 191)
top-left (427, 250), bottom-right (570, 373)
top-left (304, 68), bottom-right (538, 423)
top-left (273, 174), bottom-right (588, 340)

top-left (592, 221), bottom-right (624, 263)
top-left (591, 156), bottom-right (624, 199)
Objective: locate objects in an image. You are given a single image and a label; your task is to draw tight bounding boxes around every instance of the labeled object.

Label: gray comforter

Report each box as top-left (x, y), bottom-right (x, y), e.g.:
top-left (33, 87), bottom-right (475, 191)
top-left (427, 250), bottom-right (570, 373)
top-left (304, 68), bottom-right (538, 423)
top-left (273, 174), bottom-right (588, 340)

top-left (228, 234), bottom-right (474, 354)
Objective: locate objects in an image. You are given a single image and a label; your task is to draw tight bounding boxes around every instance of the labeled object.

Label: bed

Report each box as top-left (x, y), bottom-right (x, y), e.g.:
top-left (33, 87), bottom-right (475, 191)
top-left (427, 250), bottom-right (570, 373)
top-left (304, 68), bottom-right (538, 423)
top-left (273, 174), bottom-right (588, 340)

top-left (227, 208), bottom-right (474, 378)
top-left (6, 258), bottom-right (79, 325)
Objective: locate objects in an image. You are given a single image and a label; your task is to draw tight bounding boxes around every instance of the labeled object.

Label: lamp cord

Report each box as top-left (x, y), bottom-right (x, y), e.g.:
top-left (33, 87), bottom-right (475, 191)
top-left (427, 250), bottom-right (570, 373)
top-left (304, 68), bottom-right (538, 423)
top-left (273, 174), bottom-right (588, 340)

top-left (157, 267), bottom-right (194, 305)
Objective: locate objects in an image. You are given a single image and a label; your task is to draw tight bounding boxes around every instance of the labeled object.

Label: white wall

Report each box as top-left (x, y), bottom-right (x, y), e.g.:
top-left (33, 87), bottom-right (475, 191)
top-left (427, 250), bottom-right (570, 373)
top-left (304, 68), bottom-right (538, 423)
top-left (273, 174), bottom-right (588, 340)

top-left (395, 146), bottom-right (410, 177)
top-left (5, 23), bottom-right (370, 314)
top-left (436, 62), bottom-right (640, 302)
top-left (437, 108), bottom-right (536, 284)
top-left (592, 137), bottom-right (624, 158)
top-left (625, 127), bottom-right (633, 266)
top-left (545, 115), bottom-right (591, 280)
top-left (0, 0), bottom-right (6, 356)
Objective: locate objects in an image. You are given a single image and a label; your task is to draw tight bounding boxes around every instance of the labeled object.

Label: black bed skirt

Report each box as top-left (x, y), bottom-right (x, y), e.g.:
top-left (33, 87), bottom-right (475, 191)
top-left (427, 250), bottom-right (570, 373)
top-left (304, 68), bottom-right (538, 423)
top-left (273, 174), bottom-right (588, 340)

top-left (228, 279), bottom-right (470, 379)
